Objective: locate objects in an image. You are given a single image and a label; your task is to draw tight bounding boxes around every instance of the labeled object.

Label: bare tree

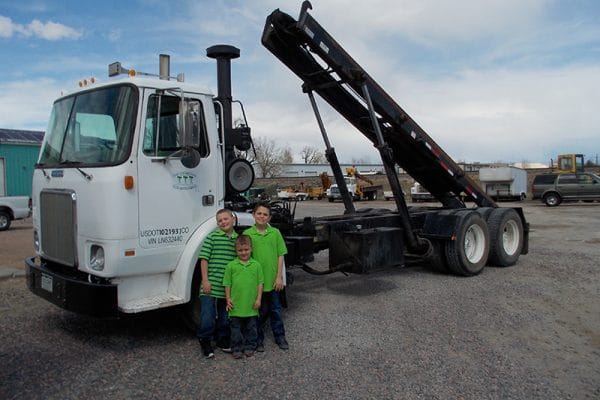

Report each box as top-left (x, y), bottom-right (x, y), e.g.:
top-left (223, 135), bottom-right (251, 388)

top-left (300, 145), bottom-right (326, 164)
top-left (248, 136), bottom-right (287, 178)
top-left (281, 147), bottom-right (294, 164)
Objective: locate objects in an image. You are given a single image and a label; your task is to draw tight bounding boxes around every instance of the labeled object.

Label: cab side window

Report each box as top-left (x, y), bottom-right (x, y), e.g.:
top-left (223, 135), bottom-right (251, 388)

top-left (143, 95), bottom-right (209, 157)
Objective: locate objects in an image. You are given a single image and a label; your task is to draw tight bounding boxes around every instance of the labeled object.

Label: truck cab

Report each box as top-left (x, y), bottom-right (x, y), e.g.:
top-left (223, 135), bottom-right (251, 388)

top-left (26, 50), bottom-right (254, 321)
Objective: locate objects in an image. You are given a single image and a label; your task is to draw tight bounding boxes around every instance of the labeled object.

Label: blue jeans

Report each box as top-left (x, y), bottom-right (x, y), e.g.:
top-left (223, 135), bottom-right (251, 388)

top-left (196, 296), bottom-right (229, 341)
top-left (230, 317), bottom-right (258, 353)
top-left (257, 291), bottom-right (285, 344)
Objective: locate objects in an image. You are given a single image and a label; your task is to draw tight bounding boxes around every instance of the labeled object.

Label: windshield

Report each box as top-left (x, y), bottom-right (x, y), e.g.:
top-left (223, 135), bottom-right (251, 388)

top-left (38, 85), bottom-right (138, 167)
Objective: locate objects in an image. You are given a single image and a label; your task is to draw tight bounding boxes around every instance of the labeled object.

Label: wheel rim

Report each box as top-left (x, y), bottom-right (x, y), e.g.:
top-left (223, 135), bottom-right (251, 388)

top-left (464, 224), bottom-right (486, 263)
top-left (547, 195), bottom-right (557, 205)
top-left (502, 220), bottom-right (520, 256)
top-left (0, 215), bottom-right (7, 228)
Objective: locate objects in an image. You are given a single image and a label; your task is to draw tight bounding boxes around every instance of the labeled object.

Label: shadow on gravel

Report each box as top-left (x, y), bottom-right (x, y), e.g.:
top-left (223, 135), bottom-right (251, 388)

top-left (46, 308), bottom-right (191, 350)
top-left (325, 276), bottom-right (398, 296)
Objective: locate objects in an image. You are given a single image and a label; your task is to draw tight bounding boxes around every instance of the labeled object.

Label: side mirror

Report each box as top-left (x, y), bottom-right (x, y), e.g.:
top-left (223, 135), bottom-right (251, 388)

top-left (179, 99), bottom-right (201, 148)
top-left (179, 99), bottom-right (202, 168)
top-left (181, 148), bottom-right (201, 169)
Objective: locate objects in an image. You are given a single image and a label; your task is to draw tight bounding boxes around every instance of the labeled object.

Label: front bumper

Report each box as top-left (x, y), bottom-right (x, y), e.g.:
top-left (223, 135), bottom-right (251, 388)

top-left (26, 257), bottom-right (118, 317)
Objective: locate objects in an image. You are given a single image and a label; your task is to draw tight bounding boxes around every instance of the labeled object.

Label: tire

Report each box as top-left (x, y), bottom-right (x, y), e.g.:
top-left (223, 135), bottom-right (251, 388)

top-left (427, 240), bottom-right (449, 274)
top-left (445, 211), bottom-right (490, 276)
top-left (543, 192), bottom-right (561, 207)
top-left (0, 211), bottom-right (10, 231)
top-left (487, 208), bottom-right (524, 267)
top-left (179, 263), bottom-right (201, 332)
top-left (328, 197), bottom-right (334, 203)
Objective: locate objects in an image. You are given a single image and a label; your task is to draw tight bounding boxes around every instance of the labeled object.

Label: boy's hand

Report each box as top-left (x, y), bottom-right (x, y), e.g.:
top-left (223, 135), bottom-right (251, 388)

top-left (226, 298), bottom-right (234, 312)
top-left (274, 276), bottom-right (285, 291)
top-left (253, 299), bottom-right (261, 310)
top-left (201, 281), bottom-right (211, 295)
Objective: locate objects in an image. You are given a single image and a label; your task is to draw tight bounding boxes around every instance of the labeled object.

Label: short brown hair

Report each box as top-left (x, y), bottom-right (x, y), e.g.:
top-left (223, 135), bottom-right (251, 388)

top-left (252, 202), bottom-right (271, 214)
top-left (216, 208), bottom-right (234, 217)
top-left (236, 234), bottom-right (252, 248)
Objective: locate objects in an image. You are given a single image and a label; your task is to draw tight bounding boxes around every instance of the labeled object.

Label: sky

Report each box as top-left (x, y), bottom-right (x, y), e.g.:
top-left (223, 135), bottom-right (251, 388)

top-left (1, 0), bottom-right (599, 165)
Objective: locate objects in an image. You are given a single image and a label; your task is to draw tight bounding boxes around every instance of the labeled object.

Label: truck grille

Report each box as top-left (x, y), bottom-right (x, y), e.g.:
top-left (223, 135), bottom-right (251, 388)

top-left (40, 190), bottom-right (77, 267)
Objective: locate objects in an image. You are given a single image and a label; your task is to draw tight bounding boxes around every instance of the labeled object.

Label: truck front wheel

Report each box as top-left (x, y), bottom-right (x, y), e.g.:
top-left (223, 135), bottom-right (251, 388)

top-left (0, 211), bottom-right (11, 231)
top-left (445, 212), bottom-right (490, 276)
top-left (179, 263), bottom-right (201, 332)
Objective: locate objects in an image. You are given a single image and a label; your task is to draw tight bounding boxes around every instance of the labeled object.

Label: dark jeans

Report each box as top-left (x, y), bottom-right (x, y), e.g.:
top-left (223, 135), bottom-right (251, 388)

top-left (257, 291), bottom-right (285, 344)
top-left (196, 296), bottom-right (229, 341)
top-left (230, 316), bottom-right (258, 353)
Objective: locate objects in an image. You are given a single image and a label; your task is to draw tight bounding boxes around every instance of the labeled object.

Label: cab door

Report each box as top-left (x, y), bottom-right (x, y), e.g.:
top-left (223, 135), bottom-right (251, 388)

top-left (136, 90), bottom-right (220, 266)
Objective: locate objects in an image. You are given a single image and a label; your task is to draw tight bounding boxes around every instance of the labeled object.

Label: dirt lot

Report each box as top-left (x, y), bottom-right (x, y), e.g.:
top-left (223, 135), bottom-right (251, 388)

top-left (0, 218), bottom-right (33, 270)
top-left (1, 200), bottom-right (599, 399)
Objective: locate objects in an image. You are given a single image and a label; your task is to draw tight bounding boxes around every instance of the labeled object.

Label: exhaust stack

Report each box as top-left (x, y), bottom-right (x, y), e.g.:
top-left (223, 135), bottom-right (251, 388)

top-left (159, 54), bottom-right (170, 80)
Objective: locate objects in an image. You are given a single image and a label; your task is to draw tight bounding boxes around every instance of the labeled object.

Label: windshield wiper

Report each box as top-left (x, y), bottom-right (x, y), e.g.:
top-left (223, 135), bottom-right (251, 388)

top-left (60, 160), bottom-right (93, 181)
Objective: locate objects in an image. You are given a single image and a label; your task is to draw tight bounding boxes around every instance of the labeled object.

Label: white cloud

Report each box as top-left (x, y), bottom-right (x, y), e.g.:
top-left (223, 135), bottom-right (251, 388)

top-left (0, 79), bottom-right (63, 130)
top-left (0, 15), bottom-right (81, 40)
top-left (0, 16), bottom-right (15, 37)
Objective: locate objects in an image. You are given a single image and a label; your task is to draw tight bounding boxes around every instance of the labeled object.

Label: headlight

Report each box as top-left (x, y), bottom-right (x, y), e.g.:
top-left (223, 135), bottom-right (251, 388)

top-left (90, 245), bottom-right (105, 271)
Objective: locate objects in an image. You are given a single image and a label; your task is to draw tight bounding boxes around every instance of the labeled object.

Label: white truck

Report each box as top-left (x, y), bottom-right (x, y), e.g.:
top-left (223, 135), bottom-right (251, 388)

top-left (277, 189), bottom-right (308, 201)
top-left (328, 170), bottom-right (381, 202)
top-left (0, 196), bottom-right (31, 231)
top-left (27, 3), bottom-right (530, 327)
top-left (410, 182), bottom-right (435, 202)
top-left (479, 167), bottom-right (527, 201)
top-left (26, 48), bottom-right (256, 325)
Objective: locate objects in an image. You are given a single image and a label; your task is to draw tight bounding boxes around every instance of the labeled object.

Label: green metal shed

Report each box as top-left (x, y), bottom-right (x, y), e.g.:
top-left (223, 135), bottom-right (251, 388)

top-left (0, 129), bottom-right (44, 197)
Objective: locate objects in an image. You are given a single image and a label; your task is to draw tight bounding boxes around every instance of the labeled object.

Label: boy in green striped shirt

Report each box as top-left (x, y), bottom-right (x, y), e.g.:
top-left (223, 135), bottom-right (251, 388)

top-left (197, 208), bottom-right (238, 359)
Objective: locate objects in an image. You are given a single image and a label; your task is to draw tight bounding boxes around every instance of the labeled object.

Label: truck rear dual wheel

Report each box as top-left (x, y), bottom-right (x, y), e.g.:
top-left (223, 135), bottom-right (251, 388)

top-left (487, 208), bottom-right (524, 267)
top-left (445, 212), bottom-right (490, 276)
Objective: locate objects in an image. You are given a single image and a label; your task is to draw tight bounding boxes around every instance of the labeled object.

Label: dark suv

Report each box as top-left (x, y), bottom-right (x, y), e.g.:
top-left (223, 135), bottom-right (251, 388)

top-left (532, 172), bottom-right (600, 206)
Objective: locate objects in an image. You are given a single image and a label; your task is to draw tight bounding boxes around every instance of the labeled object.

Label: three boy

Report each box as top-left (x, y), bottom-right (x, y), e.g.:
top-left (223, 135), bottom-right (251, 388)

top-left (198, 203), bottom-right (289, 359)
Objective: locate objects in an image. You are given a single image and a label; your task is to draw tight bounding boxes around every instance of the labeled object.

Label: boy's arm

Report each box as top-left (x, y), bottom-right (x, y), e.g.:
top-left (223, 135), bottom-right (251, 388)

top-left (225, 286), bottom-right (233, 311)
top-left (254, 284), bottom-right (263, 310)
top-left (200, 258), bottom-right (211, 295)
top-left (274, 255), bottom-right (285, 291)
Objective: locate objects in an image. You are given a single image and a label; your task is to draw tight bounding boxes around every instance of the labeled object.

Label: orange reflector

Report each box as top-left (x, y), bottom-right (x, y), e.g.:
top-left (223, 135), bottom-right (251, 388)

top-left (124, 175), bottom-right (134, 190)
top-left (124, 250), bottom-right (135, 257)
top-left (128, 69), bottom-right (136, 77)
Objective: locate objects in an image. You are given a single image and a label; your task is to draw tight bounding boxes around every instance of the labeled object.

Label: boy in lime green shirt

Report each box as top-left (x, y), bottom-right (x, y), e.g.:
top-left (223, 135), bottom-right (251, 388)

top-left (223, 235), bottom-right (264, 358)
top-left (243, 203), bottom-right (289, 351)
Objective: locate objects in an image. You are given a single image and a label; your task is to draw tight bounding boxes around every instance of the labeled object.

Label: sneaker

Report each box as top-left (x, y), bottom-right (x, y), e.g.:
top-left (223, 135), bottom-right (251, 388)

top-left (256, 343), bottom-right (265, 352)
top-left (216, 337), bottom-right (232, 353)
top-left (244, 350), bottom-right (255, 358)
top-left (232, 352), bottom-right (243, 359)
top-left (275, 337), bottom-right (289, 350)
top-left (200, 339), bottom-right (214, 359)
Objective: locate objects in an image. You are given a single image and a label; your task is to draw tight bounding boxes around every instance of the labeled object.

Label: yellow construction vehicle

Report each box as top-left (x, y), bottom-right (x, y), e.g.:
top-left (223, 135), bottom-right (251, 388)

top-left (555, 154), bottom-right (584, 173)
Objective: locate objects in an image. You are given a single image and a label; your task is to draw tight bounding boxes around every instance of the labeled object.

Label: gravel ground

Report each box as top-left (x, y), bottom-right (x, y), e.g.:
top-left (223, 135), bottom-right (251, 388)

top-left (1, 201), bottom-right (599, 399)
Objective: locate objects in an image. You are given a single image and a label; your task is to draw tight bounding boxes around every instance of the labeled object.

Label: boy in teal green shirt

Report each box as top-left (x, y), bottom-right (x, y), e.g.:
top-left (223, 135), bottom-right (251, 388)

top-left (243, 203), bottom-right (289, 351)
top-left (223, 235), bottom-right (264, 358)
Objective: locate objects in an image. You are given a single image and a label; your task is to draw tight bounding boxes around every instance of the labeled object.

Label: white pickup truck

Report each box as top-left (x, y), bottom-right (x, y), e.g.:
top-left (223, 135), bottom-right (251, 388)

top-left (0, 196), bottom-right (31, 231)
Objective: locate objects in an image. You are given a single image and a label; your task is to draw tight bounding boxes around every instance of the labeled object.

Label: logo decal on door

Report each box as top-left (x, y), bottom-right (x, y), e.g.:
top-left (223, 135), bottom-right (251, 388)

top-left (173, 172), bottom-right (197, 190)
